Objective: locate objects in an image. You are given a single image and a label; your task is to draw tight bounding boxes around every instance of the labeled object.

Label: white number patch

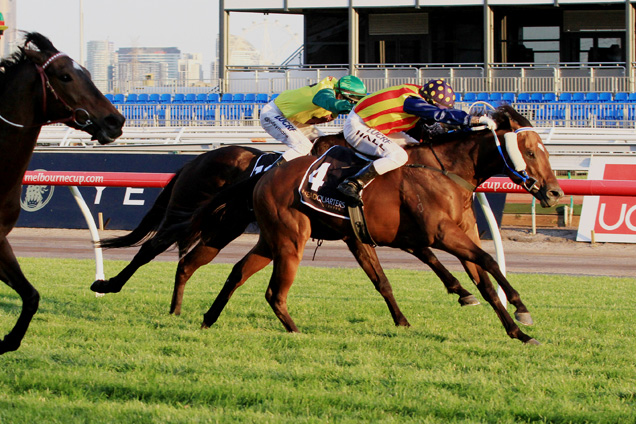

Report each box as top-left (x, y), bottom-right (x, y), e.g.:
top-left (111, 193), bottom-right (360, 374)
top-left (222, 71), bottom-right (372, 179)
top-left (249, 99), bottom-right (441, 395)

top-left (308, 163), bottom-right (331, 191)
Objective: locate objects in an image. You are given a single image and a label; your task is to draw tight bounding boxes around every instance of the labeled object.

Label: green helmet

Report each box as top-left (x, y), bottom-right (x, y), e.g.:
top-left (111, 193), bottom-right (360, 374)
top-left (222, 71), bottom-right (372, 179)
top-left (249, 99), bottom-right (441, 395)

top-left (336, 75), bottom-right (367, 103)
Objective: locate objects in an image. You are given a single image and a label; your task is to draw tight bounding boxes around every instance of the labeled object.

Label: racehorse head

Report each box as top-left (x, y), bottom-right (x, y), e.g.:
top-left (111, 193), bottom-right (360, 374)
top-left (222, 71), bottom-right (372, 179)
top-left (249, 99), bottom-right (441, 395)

top-left (492, 105), bottom-right (563, 207)
top-left (19, 32), bottom-right (124, 144)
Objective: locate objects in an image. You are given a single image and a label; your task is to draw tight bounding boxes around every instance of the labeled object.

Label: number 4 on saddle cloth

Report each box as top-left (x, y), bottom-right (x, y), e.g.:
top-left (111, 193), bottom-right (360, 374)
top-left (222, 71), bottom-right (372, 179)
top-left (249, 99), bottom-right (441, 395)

top-left (299, 146), bottom-right (376, 245)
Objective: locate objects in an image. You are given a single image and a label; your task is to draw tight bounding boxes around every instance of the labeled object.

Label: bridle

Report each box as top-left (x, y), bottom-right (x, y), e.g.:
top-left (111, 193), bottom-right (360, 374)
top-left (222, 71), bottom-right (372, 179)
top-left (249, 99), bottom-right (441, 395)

top-left (491, 126), bottom-right (539, 194)
top-left (0, 51), bottom-right (93, 129)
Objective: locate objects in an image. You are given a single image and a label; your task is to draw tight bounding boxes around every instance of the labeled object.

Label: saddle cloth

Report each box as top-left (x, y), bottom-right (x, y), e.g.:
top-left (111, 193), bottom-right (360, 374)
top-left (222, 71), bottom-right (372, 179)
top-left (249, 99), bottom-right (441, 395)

top-left (250, 152), bottom-right (281, 177)
top-left (299, 146), bottom-right (370, 219)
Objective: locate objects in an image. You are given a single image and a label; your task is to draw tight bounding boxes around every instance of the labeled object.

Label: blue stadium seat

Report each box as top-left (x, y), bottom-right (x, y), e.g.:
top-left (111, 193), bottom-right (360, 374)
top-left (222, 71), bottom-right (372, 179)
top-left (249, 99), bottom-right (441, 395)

top-left (233, 93), bottom-right (245, 102)
top-left (585, 93), bottom-right (599, 103)
top-left (196, 93), bottom-right (207, 103)
top-left (476, 92), bottom-right (489, 102)
top-left (270, 94), bottom-right (279, 101)
top-left (185, 93), bottom-right (197, 103)
top-left (256, 93), bottom-right (269, 103)
top-left (125, 93), bottom-right (138, 103)
top-left (489, 92), bottom-right (503, 103)
top-left (137, 93), bottom-right (149, 103)
top-left (113, 93), bottom-right (125, 104)
top-left (149, 93), bottom-right (160, 103)
top-left (454, 92), bottom-right (462, 102)
top-left (530, 93), bottom-right (544, 103)
top-left (207, 93), bottom-right (220, 103)
top-left (221, 93), bottom-right (233, 102)
top-left (558, 93), bottom-right (573, 102)
top-left (462, 92), bottom-right (477, 103)
top-left (502, 93), bottom-right (515, 103)
top-left (244, 93), bottom-right (256, 103)
top-left (105, 93), bottom-right (115, 103)
top-left (173, 93), bottom-right (186, 103)
top-left (614, 92), bottom-right (628, 102)
top-left (598, 92), bottom-right (612, 102)
top-left (160, 93), bottom-right (172, 103)
top-left (628, 93), bottom-right (636, 102)
top-left (543, 93), bottom-right (557, 103)
top-left (572, 93), bottom-right (585, 102)
top-left (516, 93), bottom-right (531, 103)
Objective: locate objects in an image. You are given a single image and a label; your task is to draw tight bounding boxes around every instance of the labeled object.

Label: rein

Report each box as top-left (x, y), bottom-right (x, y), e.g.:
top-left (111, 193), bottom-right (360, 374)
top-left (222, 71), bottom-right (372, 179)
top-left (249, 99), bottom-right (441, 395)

top-left (0, 52), bottom-right (92, 129)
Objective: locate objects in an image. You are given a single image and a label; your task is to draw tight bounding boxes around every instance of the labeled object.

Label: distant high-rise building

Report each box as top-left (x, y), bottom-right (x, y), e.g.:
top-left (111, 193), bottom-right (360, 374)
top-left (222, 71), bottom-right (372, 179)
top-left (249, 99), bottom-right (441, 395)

top-left (86, 40), bottom-right (115, 92)
top-left (117, 47), bottom-right (181, 82)
top-left (179, 53), bottom-right (203, 85)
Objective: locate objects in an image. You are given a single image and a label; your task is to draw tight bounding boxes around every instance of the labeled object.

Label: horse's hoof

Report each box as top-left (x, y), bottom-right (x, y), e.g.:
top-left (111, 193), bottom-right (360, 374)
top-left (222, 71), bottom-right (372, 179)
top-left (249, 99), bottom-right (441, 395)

top-left (524, 338), bottom-right (541, 346)
top-left (201, 321), bottom-right (210, 329)
top-left (90, 280), bottom-right (120, 294)
top-left (459, 295), bottom-right (481, 306)
top-left (515, 312), bottom-right (534, 326)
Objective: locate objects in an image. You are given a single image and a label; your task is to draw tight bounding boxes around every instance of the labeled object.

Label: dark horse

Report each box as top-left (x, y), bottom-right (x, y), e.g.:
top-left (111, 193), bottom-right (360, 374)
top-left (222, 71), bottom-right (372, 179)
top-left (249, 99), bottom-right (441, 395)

top-left (91, 133), bottom-right (481, 315)
top-left (0, 33), bottom-right (125, 354)
top-left (190, 104), bottom-right (563, 344)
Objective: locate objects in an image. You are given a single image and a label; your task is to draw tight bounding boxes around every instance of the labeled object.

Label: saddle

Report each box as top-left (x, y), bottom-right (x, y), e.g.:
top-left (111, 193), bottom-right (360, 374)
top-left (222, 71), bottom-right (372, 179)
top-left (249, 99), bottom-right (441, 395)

top-left (299, 146), bottom-right (376, 245)
top-left (250, 152), bottom-right (281, 177)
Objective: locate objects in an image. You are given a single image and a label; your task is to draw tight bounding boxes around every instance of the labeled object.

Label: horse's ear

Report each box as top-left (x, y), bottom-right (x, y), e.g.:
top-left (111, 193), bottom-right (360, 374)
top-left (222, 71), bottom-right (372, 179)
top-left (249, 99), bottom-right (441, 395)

top-left (22, 47), bottom-right (48, 67)
top-left (500, 109), bottom-right (521, 131)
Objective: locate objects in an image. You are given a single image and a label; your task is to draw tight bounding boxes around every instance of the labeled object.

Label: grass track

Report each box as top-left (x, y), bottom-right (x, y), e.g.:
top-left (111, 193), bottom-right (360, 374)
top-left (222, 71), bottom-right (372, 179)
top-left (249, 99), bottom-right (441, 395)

top-left (1, 258), bottom-right (635, 423)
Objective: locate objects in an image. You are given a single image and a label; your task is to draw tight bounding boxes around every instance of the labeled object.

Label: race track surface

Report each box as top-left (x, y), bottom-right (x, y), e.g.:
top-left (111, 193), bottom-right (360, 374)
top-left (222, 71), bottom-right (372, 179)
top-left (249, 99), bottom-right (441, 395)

top-left (7, 227), bottom-right (635, 278)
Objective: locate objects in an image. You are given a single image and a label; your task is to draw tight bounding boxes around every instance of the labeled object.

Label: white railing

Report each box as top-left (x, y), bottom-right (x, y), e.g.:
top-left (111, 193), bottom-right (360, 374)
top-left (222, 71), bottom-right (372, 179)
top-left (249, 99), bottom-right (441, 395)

top-left (35, 124), bottom-right (636, 172)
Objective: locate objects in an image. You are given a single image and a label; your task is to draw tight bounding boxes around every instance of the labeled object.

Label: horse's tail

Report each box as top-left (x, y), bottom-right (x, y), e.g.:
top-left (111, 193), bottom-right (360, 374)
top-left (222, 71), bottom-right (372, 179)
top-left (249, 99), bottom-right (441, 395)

top-left (171, 172), bottom-right (264, 255)
top-left (98, 171), bottom-right (181, 249)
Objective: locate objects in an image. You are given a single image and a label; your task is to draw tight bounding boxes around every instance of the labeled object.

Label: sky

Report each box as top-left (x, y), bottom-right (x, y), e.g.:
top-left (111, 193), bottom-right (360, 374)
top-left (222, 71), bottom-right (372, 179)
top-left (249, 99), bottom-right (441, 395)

top-left (15, 0), bottom-right (303, 75)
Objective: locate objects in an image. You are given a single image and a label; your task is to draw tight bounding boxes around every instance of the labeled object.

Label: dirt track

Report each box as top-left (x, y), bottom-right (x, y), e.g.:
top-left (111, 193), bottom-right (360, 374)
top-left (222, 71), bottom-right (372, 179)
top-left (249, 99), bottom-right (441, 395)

top-left (6, 226), bottom-right (635, 278)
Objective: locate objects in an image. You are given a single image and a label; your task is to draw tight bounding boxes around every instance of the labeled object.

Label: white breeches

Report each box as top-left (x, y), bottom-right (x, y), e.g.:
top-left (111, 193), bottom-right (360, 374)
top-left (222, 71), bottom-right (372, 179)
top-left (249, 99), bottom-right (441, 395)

top-left (343, 110), bottom-right (416, 175)
top-left (260, 101), bottom-right (325, 161)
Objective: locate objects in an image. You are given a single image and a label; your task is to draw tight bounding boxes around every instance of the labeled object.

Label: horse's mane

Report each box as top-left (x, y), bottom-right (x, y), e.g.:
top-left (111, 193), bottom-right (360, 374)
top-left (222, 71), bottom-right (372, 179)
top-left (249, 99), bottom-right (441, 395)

top-left (492, 104), bottom-right (532, 129)
top-left (0, 32), bottom-right (58, 85)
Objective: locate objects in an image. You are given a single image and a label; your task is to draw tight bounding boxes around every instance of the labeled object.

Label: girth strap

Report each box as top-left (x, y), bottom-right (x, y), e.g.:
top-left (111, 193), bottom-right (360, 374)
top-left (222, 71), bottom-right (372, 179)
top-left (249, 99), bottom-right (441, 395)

top-left (405, 164), bottom-right (476, 192)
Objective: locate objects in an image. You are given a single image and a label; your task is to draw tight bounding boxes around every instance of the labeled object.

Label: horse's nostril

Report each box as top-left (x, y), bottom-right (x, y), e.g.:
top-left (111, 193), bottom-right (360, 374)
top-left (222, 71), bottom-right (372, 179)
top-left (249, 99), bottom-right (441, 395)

top-left (550, 189), bottom-right (564, 199)
top-left (105, 113), bottom-right (125, 130)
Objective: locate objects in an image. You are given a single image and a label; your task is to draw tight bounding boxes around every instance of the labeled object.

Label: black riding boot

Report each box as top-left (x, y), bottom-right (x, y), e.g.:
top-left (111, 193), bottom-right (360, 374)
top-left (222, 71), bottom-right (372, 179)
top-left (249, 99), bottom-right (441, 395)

top-left (337, 163), bottom-right (379, 205)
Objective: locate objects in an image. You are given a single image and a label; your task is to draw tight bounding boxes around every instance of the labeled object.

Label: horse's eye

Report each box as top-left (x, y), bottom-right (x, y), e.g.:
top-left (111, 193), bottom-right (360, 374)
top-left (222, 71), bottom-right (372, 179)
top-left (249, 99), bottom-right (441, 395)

top-left (59, 74), bottom-right (72, 82)
top-left (526, 150), bottom-right (535, 159)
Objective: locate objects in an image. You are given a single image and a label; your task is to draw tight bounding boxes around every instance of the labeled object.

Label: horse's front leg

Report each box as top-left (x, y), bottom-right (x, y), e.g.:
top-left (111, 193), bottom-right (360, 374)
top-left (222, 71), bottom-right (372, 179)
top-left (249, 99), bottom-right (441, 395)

top-left (434, 224), bottom-right (538, 345)
top-left (0, 237), bottom-right (40, 354)
top-left (461, 223), bottom-right (532, 325)
top-left (345, 238), bottom-right (410, 327)
top-left (201, 238), bottom-right (272, 328)
top-left (404, 246), bottom-right (480, 307)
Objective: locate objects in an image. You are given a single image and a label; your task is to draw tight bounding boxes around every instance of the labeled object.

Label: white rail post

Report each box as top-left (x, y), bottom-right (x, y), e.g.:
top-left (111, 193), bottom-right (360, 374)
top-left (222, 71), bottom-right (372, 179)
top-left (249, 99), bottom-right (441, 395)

top-left (475, 192), bottom-right (507, 308)
top-left (68, 186), bottom-right (105, 297)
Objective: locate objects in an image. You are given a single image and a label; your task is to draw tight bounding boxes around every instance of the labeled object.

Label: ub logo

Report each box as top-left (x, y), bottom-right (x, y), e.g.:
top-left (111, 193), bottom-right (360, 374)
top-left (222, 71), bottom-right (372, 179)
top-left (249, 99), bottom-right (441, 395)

top-left (20, 169), bottom-right (55, 212)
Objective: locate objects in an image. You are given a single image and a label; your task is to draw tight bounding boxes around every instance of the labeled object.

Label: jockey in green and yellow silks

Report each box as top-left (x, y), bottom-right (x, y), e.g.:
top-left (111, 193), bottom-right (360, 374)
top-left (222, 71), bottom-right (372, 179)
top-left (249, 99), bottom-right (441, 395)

top-left (337, 80), bottom-right (497, 205)
top-left (260, 75), bottom-right (367, 164)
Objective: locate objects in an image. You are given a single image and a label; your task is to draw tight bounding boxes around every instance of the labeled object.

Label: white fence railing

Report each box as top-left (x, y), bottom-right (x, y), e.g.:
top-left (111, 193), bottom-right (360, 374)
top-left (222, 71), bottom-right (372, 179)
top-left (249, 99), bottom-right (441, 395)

top-left (35, 124), bottom-right (636, 172)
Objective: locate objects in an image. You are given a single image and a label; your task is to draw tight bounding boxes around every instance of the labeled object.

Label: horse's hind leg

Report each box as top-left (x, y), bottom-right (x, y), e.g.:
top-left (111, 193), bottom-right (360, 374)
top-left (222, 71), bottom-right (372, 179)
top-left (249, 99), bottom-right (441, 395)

top-left (171, 214), bottom-right (253, 315)
top-left (201, 238), bottom-right (272, 328)
top-left (170, 243), bottom-right (219, 315)
top-left (405, 247), bottom-right (480, 306)
top-left (91, 235), bottom-right (175, 294)
top-left (345, 238), bottom-right (410, 327)
top-left (0, 238), bottom-right (40, 354)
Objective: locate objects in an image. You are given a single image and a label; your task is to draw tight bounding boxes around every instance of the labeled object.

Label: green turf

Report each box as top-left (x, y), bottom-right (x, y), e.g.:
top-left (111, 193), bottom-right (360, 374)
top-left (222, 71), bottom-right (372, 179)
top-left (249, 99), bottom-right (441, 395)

top-left (1, 258), bottom-right (634, 423)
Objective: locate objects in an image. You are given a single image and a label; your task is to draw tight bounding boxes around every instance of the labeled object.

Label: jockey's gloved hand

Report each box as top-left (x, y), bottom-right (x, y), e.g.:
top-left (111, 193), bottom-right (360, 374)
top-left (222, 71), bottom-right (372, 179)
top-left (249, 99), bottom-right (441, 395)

top-left (478, 115), bottom-right (497, 131)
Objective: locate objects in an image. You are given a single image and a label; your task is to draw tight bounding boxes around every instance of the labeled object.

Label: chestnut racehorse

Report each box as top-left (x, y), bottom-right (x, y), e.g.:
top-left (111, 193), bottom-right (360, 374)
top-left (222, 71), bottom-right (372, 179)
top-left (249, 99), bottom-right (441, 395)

top-left (191, 104), bottom-right (563, 344)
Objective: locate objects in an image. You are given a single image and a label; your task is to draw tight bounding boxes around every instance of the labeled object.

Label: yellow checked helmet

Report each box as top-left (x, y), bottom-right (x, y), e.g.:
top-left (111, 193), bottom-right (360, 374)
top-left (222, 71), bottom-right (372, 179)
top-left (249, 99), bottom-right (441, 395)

top-left (420, 79), bottom-right (455, 109)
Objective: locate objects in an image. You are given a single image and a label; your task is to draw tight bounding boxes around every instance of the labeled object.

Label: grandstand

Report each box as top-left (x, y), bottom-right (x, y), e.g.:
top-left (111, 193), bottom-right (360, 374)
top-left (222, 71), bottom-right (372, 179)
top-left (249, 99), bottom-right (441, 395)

top-left (97, 1), bottom-right (636, 129)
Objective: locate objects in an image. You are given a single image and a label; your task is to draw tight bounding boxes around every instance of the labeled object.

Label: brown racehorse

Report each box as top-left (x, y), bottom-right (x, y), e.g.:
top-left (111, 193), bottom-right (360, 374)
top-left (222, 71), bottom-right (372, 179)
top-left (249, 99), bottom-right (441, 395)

top-left (190, 104), bottom-right (563, 344)
top-left (91, 133), bottom-right (479, 315)
top-left (0, 33), bottom-right (125, 354)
